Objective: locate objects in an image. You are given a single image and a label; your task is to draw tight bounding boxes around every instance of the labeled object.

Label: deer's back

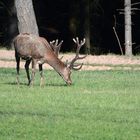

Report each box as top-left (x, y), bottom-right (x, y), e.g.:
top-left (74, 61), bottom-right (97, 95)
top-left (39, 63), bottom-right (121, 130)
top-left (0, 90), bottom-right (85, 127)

top-left (14, 34), bottom-right (52, 59)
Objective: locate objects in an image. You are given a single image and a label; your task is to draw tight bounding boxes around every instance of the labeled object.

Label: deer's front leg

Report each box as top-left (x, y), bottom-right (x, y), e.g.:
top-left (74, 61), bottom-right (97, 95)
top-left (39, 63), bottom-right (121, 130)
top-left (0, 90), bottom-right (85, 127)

top-left (39, 64), bottom-right (44, 87)
top-left (30, 59), bottom-right (37, 86)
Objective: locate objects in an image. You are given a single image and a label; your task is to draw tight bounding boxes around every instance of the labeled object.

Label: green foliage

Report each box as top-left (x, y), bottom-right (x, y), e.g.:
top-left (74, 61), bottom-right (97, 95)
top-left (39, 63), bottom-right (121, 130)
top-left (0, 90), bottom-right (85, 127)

top-left (0, 68), bottom-right (140, 140)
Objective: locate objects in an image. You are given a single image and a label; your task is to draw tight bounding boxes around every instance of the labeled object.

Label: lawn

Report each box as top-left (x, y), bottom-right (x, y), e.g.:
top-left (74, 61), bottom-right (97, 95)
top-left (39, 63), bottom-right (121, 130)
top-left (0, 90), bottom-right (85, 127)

top-left (0, 68), bottom-right (140, 140)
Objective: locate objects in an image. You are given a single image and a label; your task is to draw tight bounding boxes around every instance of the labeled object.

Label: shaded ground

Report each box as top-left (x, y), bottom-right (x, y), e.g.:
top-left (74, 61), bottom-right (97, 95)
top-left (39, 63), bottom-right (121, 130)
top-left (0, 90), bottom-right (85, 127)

top-left (0, 50), bottom-right (140, 70)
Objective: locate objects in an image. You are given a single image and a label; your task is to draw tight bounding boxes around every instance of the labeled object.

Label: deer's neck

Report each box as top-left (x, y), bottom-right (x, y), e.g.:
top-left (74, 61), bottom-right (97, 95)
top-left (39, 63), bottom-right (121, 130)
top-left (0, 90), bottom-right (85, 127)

top-left (45, 53), bottom-right (66, 75)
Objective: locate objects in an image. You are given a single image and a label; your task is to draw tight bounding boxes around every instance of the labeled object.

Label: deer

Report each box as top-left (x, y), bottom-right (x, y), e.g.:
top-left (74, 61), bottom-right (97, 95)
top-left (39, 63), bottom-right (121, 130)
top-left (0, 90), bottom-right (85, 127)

top-left (13, 33), bottom-right (86, 86)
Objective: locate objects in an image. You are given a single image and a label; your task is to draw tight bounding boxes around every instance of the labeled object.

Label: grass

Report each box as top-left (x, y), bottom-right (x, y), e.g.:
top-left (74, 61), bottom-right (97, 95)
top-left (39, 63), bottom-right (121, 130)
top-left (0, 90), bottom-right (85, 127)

top-left (0, 68), bottom-right (140, 140)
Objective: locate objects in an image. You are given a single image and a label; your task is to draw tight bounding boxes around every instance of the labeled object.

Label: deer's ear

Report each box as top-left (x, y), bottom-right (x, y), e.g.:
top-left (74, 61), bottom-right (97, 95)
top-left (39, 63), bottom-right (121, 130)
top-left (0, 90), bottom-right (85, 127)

top-left (65, 60), bottom-right (70, 68)
top-left (66, 64), bottom-right (69, 68)
top-left (67, 64), bottom-right (70, 68)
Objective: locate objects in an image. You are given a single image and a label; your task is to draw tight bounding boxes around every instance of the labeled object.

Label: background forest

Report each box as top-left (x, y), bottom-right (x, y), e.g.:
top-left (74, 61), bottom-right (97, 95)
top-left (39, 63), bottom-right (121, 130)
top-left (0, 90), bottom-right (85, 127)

top-left (0, 0), bottom-right (140, 54)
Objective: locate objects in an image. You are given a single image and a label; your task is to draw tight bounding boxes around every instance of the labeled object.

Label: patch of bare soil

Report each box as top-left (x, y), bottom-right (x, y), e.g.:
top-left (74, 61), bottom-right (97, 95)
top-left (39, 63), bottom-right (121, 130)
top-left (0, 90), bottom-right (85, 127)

top-left (0, 50), bottom-right (140, 70)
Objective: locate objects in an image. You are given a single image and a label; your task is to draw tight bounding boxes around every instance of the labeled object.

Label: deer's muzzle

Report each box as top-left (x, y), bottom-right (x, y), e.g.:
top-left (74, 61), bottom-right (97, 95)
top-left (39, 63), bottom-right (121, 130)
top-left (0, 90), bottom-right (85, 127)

top-left (66, 80), bottom-right (72, 86)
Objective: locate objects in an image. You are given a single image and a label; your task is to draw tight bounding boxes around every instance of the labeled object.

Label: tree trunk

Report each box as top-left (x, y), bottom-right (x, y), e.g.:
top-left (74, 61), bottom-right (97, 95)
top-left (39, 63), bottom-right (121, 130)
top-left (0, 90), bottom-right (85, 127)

top-left (124, 0), bottom-right (132, 56)
top-left (84, 0), bottom-right (90, 54)
top-left (15, 0), bottom-right (39, 36)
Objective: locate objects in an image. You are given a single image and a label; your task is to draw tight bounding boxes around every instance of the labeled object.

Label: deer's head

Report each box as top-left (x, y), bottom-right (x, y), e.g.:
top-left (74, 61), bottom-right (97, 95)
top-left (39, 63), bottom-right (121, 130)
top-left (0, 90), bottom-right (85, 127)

top-left (49, 37), bottom-right (86, 85)
top-left (59, 37), bottom-right (87, 85)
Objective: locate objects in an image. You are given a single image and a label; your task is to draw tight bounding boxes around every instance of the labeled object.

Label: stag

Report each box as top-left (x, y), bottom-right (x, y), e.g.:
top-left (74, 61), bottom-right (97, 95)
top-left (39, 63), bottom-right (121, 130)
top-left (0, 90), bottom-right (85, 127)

top-left (13, 33), bottom-right (86, 86)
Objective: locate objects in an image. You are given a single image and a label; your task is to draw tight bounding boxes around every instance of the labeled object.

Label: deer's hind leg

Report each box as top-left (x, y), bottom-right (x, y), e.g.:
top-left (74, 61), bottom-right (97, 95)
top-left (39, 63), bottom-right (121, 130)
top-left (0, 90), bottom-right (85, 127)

top-left (39, 64), bottom-right (44, 87)
top-left (25, 59), bottom-right (31, 85)
top-left (15, 52), bottom-right (20, 85)
top-left (30, 59), bottom-right (37, 86)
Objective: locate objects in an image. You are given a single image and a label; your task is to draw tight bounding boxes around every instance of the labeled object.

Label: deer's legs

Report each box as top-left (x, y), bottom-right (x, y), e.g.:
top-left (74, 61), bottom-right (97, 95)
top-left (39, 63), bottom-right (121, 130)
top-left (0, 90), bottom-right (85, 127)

top-left (39, 64), bottom-right (44, 87)
top-left (30, 59), bottom-right (37, 86)
top-left (25, 59), bottom-right (31, 85)
top-left (15, 53), bottom-right (20, 85)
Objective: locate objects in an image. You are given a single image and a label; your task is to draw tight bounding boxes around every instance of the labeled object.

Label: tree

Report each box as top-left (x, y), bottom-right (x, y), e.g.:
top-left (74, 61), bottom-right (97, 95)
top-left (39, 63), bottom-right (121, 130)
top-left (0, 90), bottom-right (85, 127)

top-left (124, 0), bottom-right (132, 56)
top-left (84, 0), bottom-right (91, 54)
top-left (15, 0), bottom-right (39, 36)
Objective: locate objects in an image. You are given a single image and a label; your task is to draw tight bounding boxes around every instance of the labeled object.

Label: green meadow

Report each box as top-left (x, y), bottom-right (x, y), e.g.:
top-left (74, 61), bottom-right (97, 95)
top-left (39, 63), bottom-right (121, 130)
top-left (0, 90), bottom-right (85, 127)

top-left (0, 68), bottom-right (140, 140)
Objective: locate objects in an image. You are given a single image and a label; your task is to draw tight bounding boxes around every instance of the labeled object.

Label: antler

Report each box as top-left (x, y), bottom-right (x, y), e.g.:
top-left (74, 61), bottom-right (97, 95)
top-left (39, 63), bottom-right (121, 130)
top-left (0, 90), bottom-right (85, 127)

top-left (50, 39), bottom-right (63, 57)
top-left (68, 37), bottom-right (87, 70)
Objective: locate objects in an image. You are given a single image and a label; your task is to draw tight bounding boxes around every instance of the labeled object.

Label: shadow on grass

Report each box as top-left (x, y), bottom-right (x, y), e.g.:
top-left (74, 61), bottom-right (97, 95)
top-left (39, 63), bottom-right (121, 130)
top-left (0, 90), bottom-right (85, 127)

top-left (4, 82), bottom-right (28, 86)
top-left (45, 83), bottom-right (68, 87)
top-left (3, 81), bottom-right (68, 87)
